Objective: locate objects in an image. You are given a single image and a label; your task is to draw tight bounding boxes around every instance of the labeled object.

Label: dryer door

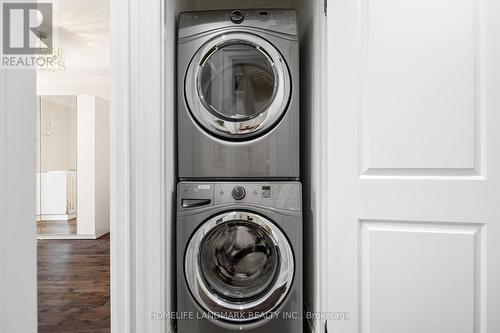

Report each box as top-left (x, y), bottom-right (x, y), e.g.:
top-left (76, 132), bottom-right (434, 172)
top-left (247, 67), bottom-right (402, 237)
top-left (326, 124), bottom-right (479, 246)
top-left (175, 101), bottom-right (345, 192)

top-left (185, 211), bottom-right (294, 323)
top-left (185, 33), bottom-right (291, 140)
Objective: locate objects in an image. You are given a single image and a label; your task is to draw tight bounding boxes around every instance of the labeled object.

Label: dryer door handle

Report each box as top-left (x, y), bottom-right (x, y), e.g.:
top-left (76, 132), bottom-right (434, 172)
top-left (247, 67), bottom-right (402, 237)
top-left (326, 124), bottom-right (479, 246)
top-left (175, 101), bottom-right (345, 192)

top-left (181, 199), bottom-right (211, 208)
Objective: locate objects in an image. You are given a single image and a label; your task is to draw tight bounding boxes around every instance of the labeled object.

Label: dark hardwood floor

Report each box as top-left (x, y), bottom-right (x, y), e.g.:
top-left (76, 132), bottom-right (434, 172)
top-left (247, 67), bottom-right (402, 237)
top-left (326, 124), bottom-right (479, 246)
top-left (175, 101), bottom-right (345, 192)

top-left (37, 234), bottom-right (110, 333)
top-left (38, 219), bottom-right (77, 235)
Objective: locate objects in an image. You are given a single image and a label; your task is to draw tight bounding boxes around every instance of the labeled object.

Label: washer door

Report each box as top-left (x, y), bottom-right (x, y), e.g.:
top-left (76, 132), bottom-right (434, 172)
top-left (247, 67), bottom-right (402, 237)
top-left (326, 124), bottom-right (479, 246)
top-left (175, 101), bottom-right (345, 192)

top-left (185, 33), bottom-right (291, 140)
top-left (185, 211), bottom-right (294, 323)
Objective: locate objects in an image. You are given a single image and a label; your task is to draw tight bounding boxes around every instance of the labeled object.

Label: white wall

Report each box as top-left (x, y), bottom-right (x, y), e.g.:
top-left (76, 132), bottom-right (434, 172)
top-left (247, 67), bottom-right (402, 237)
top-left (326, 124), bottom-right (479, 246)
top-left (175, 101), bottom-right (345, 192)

top-left (38, 96), bottom-right (77, 172)
top-left (293, 1), bottom-right (325, 332)
top-left (95, 97), bottom-right (111, 237)
top-left (77, 95), bottom-right (95, 235)
top-left (38, 171), bottom-right (75, 218)
top-left (164, 0), bottom-right (195, 329)
top-left (0, 70), bottom-right (37, 333)
top-left (37, 75), bottom-right (110, 101)
top-left (77, 95), bottom-right (110, 237)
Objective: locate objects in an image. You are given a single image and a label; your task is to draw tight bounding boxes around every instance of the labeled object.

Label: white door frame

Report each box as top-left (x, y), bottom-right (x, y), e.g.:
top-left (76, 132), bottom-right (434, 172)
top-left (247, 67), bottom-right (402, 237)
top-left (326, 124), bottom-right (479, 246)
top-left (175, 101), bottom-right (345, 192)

top-left (0, 70), bottom-right (38, 333)
top-left (0, 0), bottom-right (171, 331)
top-left (300, 3), bottom-right (329, 333)
top-left (110, 0), bottom-right (173, 332)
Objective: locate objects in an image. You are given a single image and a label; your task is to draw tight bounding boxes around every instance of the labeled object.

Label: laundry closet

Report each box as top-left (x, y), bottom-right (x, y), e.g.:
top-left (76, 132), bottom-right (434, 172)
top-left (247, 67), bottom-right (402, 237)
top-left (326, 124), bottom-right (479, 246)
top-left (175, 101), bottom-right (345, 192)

top-left (166, 1), bottom-right (325, 332)
top-left (156, 0), bottom-right (500, 332)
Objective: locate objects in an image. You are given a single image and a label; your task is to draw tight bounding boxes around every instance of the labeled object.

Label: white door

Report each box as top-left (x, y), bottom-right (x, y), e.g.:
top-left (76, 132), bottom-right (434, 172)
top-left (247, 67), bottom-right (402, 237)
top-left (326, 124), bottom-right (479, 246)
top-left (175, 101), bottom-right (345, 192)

top-left (326, 0), bottom-right (500, 332)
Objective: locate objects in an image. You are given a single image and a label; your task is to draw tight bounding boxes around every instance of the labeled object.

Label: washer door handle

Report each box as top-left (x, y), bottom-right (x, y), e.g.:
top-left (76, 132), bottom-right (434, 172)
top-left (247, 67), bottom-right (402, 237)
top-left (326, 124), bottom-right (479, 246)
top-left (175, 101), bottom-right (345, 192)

top-left (181, 199), bottom-right (211, 208)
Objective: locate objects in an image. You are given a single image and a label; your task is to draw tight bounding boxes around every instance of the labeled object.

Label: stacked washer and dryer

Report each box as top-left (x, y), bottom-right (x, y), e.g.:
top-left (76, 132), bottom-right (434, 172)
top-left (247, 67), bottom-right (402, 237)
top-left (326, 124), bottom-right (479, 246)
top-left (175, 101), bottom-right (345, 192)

top-left (176, 9), bottom-right (302, 333)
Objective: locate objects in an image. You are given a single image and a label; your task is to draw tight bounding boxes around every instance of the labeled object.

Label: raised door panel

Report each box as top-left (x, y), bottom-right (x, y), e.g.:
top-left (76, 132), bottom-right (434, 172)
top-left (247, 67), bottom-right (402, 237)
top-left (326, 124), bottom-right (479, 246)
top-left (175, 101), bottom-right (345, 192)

top-left (360, 221), bottom-right (484, 333)
top-left (359, 0), bottom-right (482, 177)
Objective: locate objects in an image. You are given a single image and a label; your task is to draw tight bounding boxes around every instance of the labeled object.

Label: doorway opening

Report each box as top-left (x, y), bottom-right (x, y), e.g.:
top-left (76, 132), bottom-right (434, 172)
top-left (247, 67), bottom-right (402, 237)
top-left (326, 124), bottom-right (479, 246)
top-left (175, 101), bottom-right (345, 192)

top-left (35, 0), bottom-right (111, 332)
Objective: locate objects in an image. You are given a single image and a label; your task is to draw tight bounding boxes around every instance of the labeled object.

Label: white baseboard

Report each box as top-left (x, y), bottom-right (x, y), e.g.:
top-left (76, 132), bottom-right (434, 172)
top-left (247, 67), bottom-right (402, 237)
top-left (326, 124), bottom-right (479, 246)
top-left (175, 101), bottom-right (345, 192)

top-left (95, 230), bottom-right (110, 239)
top-left (37, 234), bottom-right (97, 240)
top-left (37, 213), bottom-right (77, 221)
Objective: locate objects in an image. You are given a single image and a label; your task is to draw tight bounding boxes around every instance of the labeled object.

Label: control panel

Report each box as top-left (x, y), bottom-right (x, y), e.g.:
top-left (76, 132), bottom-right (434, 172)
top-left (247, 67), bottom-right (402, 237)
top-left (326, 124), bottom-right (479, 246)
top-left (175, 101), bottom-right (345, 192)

top-left (178, 9), bottom-right (298, 40)
top-left (177, 182), bottom-right (301, 212)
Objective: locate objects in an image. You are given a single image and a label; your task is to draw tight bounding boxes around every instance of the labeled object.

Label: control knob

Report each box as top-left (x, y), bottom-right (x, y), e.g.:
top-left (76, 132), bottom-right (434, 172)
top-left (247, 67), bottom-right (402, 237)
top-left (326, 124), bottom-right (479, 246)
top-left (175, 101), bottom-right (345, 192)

top-left (230, 10), bottom-right (244, 24)
top-left (231, 186), bottom-right (246, 200)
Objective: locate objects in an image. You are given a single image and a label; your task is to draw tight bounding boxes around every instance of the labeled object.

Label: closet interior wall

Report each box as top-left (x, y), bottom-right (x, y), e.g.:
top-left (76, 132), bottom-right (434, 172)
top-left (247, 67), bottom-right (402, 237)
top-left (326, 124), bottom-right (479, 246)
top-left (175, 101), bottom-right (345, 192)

top-left (166, 0), bottom-right (325, 331)
top-left (166, 0), bottom-right (195, 323)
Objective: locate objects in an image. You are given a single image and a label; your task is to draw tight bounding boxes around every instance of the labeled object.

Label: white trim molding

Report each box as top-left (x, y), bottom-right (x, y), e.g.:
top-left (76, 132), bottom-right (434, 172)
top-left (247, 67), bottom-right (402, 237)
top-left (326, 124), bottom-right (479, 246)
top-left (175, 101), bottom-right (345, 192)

top-left (37, 213), bottom-right (77, 221)
top-left (0, 70), bottom-right (38, 333)
top-left (317, 8), bottom-right (328, 333)
top-left (110, 0), bottom-right (170, 332)
top-left (37, 233), bottom-right (102, 240)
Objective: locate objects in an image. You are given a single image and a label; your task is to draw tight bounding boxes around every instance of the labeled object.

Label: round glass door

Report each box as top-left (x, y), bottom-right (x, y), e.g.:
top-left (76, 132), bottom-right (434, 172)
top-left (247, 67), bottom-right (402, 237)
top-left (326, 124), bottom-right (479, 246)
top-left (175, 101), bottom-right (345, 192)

top-left (185, 33), bottom-right (291, 140)
top-left (199, 43), bottom-right (276, 122)
top-left (185, 211), bottom-right (294, 323)
top-left (199, 221), bottom-right (280, 301)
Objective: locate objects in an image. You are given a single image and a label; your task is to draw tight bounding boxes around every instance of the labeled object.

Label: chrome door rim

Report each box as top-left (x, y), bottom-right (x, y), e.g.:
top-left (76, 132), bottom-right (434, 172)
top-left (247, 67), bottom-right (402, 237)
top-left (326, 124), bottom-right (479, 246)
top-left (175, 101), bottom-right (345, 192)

top-left (185, 32), bottom-right (291, 140)
top-left (185, 211), bottom-right (294, 323)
